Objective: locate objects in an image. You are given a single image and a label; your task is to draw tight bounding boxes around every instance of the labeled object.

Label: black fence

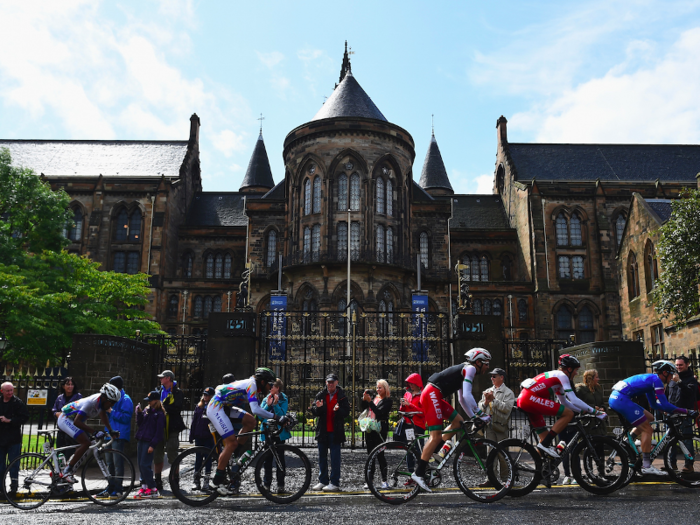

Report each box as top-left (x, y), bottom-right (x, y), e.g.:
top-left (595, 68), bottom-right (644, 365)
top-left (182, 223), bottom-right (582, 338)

top-left (503, 339), bottom-right (562, 392)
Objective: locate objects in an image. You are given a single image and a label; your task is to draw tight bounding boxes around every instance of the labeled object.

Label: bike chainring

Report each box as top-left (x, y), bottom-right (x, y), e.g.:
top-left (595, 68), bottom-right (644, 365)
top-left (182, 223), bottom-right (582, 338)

top-left (542, 464), bottom-right (561, 485)
top-left (428, 469), bottom-right (442, 488)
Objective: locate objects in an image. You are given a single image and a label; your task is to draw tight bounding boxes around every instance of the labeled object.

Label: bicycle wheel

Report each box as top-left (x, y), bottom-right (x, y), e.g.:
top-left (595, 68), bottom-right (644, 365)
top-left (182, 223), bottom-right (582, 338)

top-left (364, 441), bottom-right (420, 505)
top-left (571, 436), bottom-right (628, 495)
top-left (663, 436), bottom-right (700, 488)
top-left (254, 444), bottom-right (311, 504)
top-left (81, 449), bottom-right (135, 505)
top-left (453, 438), bottom-right (513, 503)
top-left (496, 439), bottom-right (542, 497)
top-left (619, 442), bottom-right (640, 488)
top-left (169, 446), bottom-right (219, 507)
top-left (3, 453), bottom-right (54, 510)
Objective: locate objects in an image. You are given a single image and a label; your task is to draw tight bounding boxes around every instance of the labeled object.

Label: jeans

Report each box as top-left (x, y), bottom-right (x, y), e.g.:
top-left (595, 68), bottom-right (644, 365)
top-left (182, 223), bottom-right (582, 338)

top-left (263, 437), bottom-right (286, 486)
top-left (194, 437), bottom-right (215, 477)
top-left (0, 443), bottom-right (21, 490)
top-left (137, 440), bottom-right (155, 489)
top-left (317, 439), bottom-right (341, 486)
top-left (671, 418), bottom-right (695, 468)
top-left (106, 438), bottom-right (127, 493)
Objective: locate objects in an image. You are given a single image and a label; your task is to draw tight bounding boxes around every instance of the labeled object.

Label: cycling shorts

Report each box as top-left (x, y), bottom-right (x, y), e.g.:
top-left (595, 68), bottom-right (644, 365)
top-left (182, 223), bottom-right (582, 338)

top-left (57, 414), bottom-right (85, 440)
top-left (517, 389), bottom-right (565, 429)
top-left (420, 384), bottom-right (457, 431)
top-left (609, 390), bottom-right (648, 426)
top-left (206, 402), bottom-right (246, 439)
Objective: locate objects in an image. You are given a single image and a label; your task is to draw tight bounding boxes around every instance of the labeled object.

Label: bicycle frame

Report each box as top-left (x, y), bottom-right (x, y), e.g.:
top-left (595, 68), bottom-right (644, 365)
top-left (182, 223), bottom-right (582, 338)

top-left (618, 415), bottom-right (694, 464)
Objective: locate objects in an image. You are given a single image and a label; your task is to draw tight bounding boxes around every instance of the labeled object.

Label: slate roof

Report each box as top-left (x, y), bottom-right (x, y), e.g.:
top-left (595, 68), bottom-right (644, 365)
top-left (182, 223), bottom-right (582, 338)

top-left (645, 199), bottom-right (673, 224)
top-left (261, 180), bottom-right (285, 199)
top-left (0, 140), bottom-right (188, 177)
top-left (186, 193), bottom-right (250, 227)
top-left (239, 133), bottom-right (275, 190)
top-left (507, 143), bottom-right (700, 182)
top-left (412, 180), bottom-right (434, 201)
top-left (451, 195), bottom-right (511, 230)
top-left (312, 71), bottom-right (387, 122)
top-left (419, 134), bottom-right (453, 192)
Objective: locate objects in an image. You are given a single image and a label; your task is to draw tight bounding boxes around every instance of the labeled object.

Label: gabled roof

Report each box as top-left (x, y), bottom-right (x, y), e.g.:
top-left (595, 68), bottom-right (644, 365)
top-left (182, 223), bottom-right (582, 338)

top-left (186, 193), bottom-right (249, 227)
top-left (312, 71), bottom-right (387, 122)
top-left (451, 195), bottom-right (510, 230)
top-left (239, 133), bottom-right (275, 190)
top-left (645, 198), bottom-right (673, 224)
top-left (0, 140), bottom-right (188, 177)
top-left (261, 180), bottom-right (285, 199)
top-left (412, 180), bottom-right (434, 201)
top-left (507, 143), bottom-right (700, 182)
top-left (419, 134), bottom-right (453, 192)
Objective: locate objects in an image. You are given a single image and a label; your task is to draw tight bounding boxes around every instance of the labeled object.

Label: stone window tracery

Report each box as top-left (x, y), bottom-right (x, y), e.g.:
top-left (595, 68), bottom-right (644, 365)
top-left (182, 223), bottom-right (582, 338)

top-left (267, 230), bottom-right (277, 267)
top-left (376, 177), bottom-right (385, 214)
top-left (313, 176), bottom-right (321, 214)
top-left (351, 222), bottom-right (360, 261)
top-left (386, 179), bottom-right (393, 217)
top-left (338, 174), bottom-right (348, 211)
top-left (350, 173), bottom-right (360, 211)
top-left (337, 222), bottom-right (347, 261)
top-left (376, 225), bottom-right (385, 262)
top-left (304, 179), bottom-right (311, 216)
top-left (312, 224), bottom-right (321, 261)
top-left (420, 232), bottom-right (429, 269)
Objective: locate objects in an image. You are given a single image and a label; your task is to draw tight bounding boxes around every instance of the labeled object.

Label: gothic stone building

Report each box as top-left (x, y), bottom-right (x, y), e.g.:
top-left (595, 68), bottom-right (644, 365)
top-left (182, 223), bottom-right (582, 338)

top-left (3, 53), bottom-right (700, 357)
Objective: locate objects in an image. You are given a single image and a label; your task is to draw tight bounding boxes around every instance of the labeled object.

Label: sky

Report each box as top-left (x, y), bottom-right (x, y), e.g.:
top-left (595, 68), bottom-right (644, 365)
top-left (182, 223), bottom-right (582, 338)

top-left (1, 1), bottom-right (700, 194)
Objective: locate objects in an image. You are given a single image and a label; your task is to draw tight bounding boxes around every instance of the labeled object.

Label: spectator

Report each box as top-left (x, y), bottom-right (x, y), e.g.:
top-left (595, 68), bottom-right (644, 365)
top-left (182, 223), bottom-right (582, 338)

top-left (260, 378), bottom-right (290, 493)
top-left (135, 391), bottom-right (166, 499)
top-left (575, 369), bottom-right (606, 422)
top-left (0, 382), bottom-right (29, 499)
top-left (396, 373), bottom-right (425, 474)
top-left (51, 377), bottom-right (82, 450)
top-left (668, 356), bottom-right (698, 472)
top-left (189, 387), bottom-right (216, 492)
top-left (477, 368), bottom-right (514, 485)
top-left (310, 373), bottom-right (350, 492)
top-left (154, 370), bottom-right (186, 492)
top-left (98, 376), bottom-right (133, 497)
top-left (361, 379), bottom-right (393, 489)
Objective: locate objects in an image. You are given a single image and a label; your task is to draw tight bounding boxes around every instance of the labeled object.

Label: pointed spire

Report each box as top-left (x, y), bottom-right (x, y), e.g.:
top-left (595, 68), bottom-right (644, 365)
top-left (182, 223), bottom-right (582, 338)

top-left (239, 131), bottom-right (275, 192)
top-left (337, 41), bottom-right (352, 88)
top-left (419, 130), bottom-right (454, 195)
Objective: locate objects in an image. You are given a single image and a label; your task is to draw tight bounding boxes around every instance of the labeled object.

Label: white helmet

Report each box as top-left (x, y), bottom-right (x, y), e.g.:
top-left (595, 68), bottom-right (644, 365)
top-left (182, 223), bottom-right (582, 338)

top-left (100, 383), bottom-right (121, 403)
top-left (465, 348), bottom-right (492, 363)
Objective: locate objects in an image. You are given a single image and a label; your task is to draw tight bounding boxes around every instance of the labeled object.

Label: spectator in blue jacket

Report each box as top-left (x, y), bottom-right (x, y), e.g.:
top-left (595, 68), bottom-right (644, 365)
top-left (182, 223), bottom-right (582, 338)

top-left (135, 391), bottom-right (166, 499)
top-left (260, 378), bottom-right (290, 493)
top-left (100, 376), bottom-right (133, 497)
top-left (189, 387), bottom-right (216, 492)
top-left (52, 377), bottom-right (82, 450)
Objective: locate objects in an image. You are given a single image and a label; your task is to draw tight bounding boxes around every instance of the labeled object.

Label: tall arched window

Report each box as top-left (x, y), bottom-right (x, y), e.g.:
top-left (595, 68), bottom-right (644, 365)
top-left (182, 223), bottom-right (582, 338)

top-left (376, 177), bottom-right (385, 214)
top-left (376, 225), bottom-right (385, 262)
top-left (68, 208), bottom-right (83, 242)
top-left (350, 173), bottom-right (360, 210)
top-left (556, 306), bottom-right (574, 340)
top-left (386, 179), bottom-right (393, 217)
top-left (338, 174), bottom-right (348, 211)
top-left (205, 254), bottom-right (214, 278)
top-left (420, 232), bottom-right (429, 269)
top-left (313, 176), bottom-right (321, 214)
top-left (480, 256), bottom-right (489, 281)
top-left (303, 227), bottom-right (311, 262)
top-left (204, 296), bottom-right (212, 319)
top-left (570, 214), bottom-right (582, 246)
top-left (518, 298), bottom-right (528, 321)
top-left (578, 306), bottom-right (595, 343)
top-left (645, 241), bottom-right (658, 292)
top-left (493, 299), bottom-right (502, 316)
top-left (312, 224), bottom-right (321, 261)
top-left (627, 252), bottom-right (640, 300)
top-left (214, 254), bottom-right (223, 279)
top-left (113, 252), bottom-right (125, 272)
top-left (483, 299), bottom-right (492, 315)
top-left (615, 214), bottom-right (626, 247)
top-left (556, 213), bottom-right (568, 246)
top-left (473, 299), bottom-right (482, 315)
top-left (224, 254), bottom-right (232, 279)
top-left (572, 256), bottom-right (584, 279)
top-left (183, 253), bottom-right (193, 278)
top-left (267, 230), bottom-right (277, 267)
top-left (502, 255), bottom-right (512, 280)
top-left (471, 255), bottom-right (480, 281)
top-left (129, 212), bottom-right (141, 241)
top-left (194, 296), bottom-right (203, 318)
top-left (337, 222), bottom-right (347, 261)
top-left (461, 256), bottom-right (471, 281)
top-left (126, 252), bottom-right (139, 274)
top-left (304, 179), bottom-right (311, 215)
top-left (386, 228), bottom-right (394, 264)
top-left (351, 222), bottom-right (360, 261)
top-left (168, 295), bottom-right (179, 318)
top-left (114, 209), bottom-right (129, 241)
top-left (213, 295), bottom-right (222, 314)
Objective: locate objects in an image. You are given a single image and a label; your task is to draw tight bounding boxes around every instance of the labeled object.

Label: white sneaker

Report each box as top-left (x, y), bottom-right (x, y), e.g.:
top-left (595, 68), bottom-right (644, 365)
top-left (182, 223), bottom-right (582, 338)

top-left (562, 476), bottom-right (572, 485)
top-left (537, 442), bottom-right (560, 459)
top-left (641, 466), bottom-right (668, 476)
top-left (410, 473), bottom-right (432, 493)
top-left (363, 483), bottom-right (369, 489)
top-left (379, 481), bottom-right (390, 489)
top-left (211, 480), bottom-right (233, 496)
top-left (311, 482), bottom-right (325, 491)
top-left (570, 477), bottom-right (578, 485)
top-left (322, 483), bottom-right (340, 492)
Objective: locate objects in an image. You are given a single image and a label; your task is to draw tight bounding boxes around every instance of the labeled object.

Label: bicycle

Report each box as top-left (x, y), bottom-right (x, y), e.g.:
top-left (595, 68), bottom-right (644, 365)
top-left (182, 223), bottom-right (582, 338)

top-left (611, 411), bottom-right (700, 488)
top-left (169, 414), bottom-right (311, 506)
top-left (364, 411), bottom-right (514, 505)
top-left (498, 413), bottom-right (629, 496)
top-left (1, 429), bottom-right (136, 510)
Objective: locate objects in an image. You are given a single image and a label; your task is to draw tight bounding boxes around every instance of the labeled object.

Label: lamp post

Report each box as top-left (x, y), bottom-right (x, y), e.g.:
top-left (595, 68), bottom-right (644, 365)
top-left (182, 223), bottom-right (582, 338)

top-left (181, 290), bottom-right (189, 336)
top-left (0, 331), bottom-right (8, 351)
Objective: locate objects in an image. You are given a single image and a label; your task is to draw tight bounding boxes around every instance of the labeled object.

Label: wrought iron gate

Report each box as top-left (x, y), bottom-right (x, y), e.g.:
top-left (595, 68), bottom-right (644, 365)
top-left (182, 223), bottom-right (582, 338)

top-left (503, 339), bottom-right (564, 392)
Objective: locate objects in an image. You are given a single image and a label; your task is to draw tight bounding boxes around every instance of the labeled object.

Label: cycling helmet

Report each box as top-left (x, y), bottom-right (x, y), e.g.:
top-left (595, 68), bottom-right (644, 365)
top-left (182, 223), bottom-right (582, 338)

top-left (465, 348), bottom-right (492, 363)
top-left (254, 367), bottom-right (276, 384)
top-left (558, 354), bottom-right (581, 369)
top-left (222, 373), bottom-right (235, 384)
top-left (100, 383), bottom-right (121, 403)
top-left (652, 360), bottom-right (678, 375)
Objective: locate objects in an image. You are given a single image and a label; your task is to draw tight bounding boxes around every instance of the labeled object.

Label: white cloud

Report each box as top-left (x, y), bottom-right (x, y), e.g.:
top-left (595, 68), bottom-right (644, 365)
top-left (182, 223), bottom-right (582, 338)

top-left (212, 129), bottom-right (247, 158)
top-left (257, 51), bottom-right (285, 69)
top-left (475, 174), bottom-right (494, 194)
top-left (450, 169), bottom-right (494, 195)
top-left (298, 48), bottom-right (334, 98)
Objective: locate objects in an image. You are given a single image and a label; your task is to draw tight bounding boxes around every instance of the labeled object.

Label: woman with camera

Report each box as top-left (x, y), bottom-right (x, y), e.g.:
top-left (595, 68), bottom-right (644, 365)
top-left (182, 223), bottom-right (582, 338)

top-left (361, 379), bottom-right (393, 489)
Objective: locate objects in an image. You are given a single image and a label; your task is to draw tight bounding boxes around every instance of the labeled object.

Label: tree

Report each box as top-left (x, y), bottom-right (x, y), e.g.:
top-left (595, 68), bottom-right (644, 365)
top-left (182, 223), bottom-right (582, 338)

top-left (0, 148), bottom-right (161, 364)
top-left (652, 189), bottom-right (700, 325)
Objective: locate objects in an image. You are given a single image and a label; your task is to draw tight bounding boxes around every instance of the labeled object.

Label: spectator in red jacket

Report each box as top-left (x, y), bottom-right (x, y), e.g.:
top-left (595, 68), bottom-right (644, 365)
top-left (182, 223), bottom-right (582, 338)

top-left (396, 373), bottom-right (425, 475)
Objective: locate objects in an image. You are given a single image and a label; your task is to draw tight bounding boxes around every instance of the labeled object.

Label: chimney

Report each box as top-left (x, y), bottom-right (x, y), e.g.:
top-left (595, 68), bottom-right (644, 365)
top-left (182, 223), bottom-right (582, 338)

top-left (496, 116), bottom-right (508, 149)
top-left (189, 113), bottom-right (201, 147)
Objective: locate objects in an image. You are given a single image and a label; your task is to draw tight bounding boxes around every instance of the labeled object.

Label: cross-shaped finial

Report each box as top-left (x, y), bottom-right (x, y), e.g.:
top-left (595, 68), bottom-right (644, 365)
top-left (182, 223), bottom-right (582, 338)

top-left (258, 113), bottom-right (265, 134)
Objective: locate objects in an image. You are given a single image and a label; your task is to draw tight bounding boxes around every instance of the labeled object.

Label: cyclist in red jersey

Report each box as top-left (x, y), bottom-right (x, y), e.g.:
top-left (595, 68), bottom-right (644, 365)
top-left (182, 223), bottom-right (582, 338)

top-left (517, 354), bottom-right (606, 458)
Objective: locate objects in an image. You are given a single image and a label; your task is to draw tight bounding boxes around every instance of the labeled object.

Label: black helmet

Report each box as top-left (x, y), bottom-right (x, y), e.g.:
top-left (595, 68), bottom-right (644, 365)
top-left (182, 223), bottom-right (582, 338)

top-left (652, 360), bottom-right (677, 375)
top-left (222, 373), bottom-right (235, 384)
top-left (254, 367), bottom-right (276, 384)
top-left (558, 354), bottom-right (581, 369)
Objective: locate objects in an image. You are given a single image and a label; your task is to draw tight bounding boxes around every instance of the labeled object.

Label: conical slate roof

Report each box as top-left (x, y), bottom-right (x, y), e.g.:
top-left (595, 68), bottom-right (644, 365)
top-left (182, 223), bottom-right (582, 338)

top-left (312, 71), bottom-right (387, 122)
top-left (419, 134), bottom-right (453, 192)
top-left (240, 133), bottom-right (275, 191)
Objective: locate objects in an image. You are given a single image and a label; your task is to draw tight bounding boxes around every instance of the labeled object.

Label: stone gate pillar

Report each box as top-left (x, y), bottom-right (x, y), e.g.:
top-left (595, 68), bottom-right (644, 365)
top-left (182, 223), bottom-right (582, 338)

top-left (206, 311), bottom-right (257, 387)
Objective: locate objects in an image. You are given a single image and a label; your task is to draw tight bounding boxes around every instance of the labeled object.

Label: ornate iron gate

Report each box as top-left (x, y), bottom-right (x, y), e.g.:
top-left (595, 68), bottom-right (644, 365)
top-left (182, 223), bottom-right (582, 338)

top-left (503, 339), bottom-right (563, 392)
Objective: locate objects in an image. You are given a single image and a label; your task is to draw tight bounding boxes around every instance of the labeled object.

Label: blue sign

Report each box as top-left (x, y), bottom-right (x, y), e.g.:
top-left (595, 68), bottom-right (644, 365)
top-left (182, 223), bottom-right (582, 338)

top-left (412, 294), bottom-right (429, 362)
top-left (269, 295), bottom-right (287, 360)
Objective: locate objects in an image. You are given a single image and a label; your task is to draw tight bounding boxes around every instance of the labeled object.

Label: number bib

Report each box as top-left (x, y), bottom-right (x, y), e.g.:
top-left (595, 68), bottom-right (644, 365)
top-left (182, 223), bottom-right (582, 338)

top-left (405, 428), bottom-right (415, 441)
top-left (521, 378), bottom-right (537, 390)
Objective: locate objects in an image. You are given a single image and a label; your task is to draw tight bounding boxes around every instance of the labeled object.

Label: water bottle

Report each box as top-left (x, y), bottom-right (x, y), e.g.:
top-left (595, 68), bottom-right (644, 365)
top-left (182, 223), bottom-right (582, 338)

top-left (438, 441), bottom-right (453, 459)
top-left (236, 450), bottom-right (253, 468)
top-left (57, 453), bottom-right (67, 472)
top-left (556, 441), bottom-right (566, 455)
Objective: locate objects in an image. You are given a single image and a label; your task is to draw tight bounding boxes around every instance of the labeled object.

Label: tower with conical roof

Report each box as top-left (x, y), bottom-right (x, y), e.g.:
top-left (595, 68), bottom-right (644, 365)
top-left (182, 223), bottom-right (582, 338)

top-left (239, 131), bottom-right (275, 193)
top-left (419, 131), bottom-right (453, 196)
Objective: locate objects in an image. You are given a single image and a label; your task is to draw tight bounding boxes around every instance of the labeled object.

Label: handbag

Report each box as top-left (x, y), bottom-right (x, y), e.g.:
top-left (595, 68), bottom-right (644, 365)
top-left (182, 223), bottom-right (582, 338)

top-left (358, 408), bottom-right (382, 433)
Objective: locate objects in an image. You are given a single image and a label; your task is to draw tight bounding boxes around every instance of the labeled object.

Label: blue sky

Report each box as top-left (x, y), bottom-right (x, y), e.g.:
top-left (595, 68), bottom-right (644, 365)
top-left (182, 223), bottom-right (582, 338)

top-left (1, 1), bottom-right (700, 193)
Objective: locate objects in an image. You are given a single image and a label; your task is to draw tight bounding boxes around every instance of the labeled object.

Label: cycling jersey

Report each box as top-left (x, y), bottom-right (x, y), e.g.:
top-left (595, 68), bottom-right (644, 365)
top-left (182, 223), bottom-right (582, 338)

top-left (609, 373), bottom-right (686, 426)
top-left (422, 364), bottom-right (483, 431)
top-left (61, 393), bottom-right (104, 420)
top-left (210, 377), bottom-right (275, 422)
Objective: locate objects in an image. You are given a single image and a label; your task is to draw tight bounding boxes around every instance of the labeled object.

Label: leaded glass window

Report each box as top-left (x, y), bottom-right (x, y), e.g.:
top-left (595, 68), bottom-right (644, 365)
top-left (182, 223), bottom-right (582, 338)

top-left (386, 228), bottom-right (394, 264)
top-left (616, 215), bottom-right (626, 246)
top-left (420, 232), bottom-right (428, 269)
top-left (556, 213), bottom-right (568, 246)
top-left (480, 256), bottom-right (489, 281)
top-left (114, 209), bottom-right (129, 241)
top-left (304, 179), bottom-right (311, 215)
top-left (350, 173), bottom-right (360, 210)
top-left (338, 174), bottom-right (348, 211)
top-left (213, 295), bottom-right (221, 313)
top-left (126, 252), bottom-right (139, 274)
top-left (483, 299), bottom-right (492, 315)
top-left (313, 176), bottom-right (321, 214)
top-left (556, 306), bottom-right (573, 340)
top-left (205, 255), bottom-right (214, 278)
top-left (215, 254), bottom-right (223, 279)
top-left (493, 299), bottom-right (502, 316)
top-left (351, 222), bottom-right (360, 261)
top-left (578, 306), bottom-right (595, 343)
top-left (303, 227), bottom-right (311, 262)
top-left (376, 225), bottom-right (385, 262)
top-left (129, 212), bottom-right (141, 241)
top-left (168, 295), bottom-right (178, 317)
top-left (572, 256), bottom-right (584, 279)
top-left (224, 254), bottom-right (232, 279)
top-left (204, 296), bottom-right (212, 319)
top-left (471, 256), bottom-right (480, 281)
top-left (376, 178), bottom-right (385, 214)
top-left (267, 230), bottom-right (277, 267)
top-left (183, 254), bottom-right (193, 278)
top-left (69, 208), bottom-right (83, 242)
top-left (518, 298), bottom-right (528, 321)
top-left (312, 224), bottom-right (321, 262)
top-left (338, 222), bottom-right (347, 261)
top-left (558, 256), bottom-right (570, 279)
top-left (462, 256), bottom-right (471, 281)
top-left (113, 252), bottom-right (125, 273)
top-left (570, 214), bottom-right (582, 246)
top-left (194, 296), bottom-right (203, 318)
top-left (473, 299), bottom-right (482, 315)
top-left (386, 179), bottom-right (393, 217)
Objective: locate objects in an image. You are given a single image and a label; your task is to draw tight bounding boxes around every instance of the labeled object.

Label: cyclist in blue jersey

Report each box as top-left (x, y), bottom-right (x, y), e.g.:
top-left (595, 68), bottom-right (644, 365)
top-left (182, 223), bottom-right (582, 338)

top-left (609, 360), bottom-right (698, 476)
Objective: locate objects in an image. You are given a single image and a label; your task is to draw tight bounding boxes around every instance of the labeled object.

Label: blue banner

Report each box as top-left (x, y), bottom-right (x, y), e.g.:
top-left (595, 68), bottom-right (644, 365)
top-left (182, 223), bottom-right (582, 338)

top-left (269, 295), bottom-right (287, 360)
top-left (412, 294), bottom-right (429, 362)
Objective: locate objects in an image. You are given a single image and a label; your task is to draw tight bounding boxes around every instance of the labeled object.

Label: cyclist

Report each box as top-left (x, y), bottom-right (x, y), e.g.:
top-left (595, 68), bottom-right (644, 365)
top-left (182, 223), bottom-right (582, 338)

top-left (56, 383), bottom-right (122, 483)
top-left (608, 360), bottom-right (698, 475)
top-left (206, 367), bottom-right (287, 495)
top-left (410, 348), bottom-right (492, 492)
top-left (517, 354), bottom-right (605, 458)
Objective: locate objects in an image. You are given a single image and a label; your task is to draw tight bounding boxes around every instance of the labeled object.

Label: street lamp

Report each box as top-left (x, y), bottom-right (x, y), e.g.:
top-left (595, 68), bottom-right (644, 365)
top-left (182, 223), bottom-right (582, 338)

top-left (0, 332), bottom-right (7, 351)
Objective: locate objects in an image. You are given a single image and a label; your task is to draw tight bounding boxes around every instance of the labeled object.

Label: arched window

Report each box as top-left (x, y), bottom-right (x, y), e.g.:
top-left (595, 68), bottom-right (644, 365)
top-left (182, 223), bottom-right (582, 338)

top-left (556, 213), bottom-right (568, 246)
top-left (224, 254), bottom-right (232, 279)
top-left (303, 227), bottom-right (311, 262)
top-left (578, 306), bottom-right (595, 343)
top-left (350, 173), bottom-right (360, 210)
top-left (267, 230), bottom-right (277, 267)
top-left (168, 295), bottom-right (179, 318)
top-left (68, 208), bottom-right (83, 242)
top-left (337, 222), bottom-right (347, 261)
top-left (386, 228), bottom-right (394, 264)
top-left (556, 306), bottom-right (574, 340)
top-left (471, 255), bottom-right (480, 281)
top-left (615, 214), bottom-right (626, 247)
top-left (420, 232), bottom-right (429, 269)
top-left (558, 256), bottom-right (571, 279)
top-left (338, 173), bottom-right (348, 211)
top-left (483, 299), bottom-right (492, 315)
top-left (376, 225), bottom-right (385, 262)
top-left (502, 255), bottom-right (512, 281)
top-left (461, 256), bottom-right (471, 281)
top-left (205, 254), bottom-right (214, 278)
top-left (376, 177), bottom-right (385, 214)
top-left (114, 209), bottom-right (129, 241)
top-left (645, 241), bottom-right (658, 292)
top-left (183, 254), bottom-right (193, 278)
top-left (480, 256), bottom-right (489, 281)
top-left (129, 212), bottom-right (141, 241)
top-left (313, 176), bottom-right (321, 214)
top-left (570, 214), bottom-right (582, 246)
top-left (126, 252), bottom-right (139, 274)
top-left (518, 299), bottom-right (528, 321)
top-left (204, 296), bottom-right (212, 319)
top-left (572, 256), bottom-right (584, 279)
top-left (473, 299), bottom-right (482, 315)
top-left (113, 252), bottom-right (125, 273)
top-left (351, 222), bottom-right (360, 261)
top-left (213, 295), bottom-right (222, 314)
top-left (194, 296), bottom-right (203, 318)
top-left (312, 224), bottom-right (321, 262)
top-left (304, 179), bottom-right (311, 215)
top-left (627, 252), bottom-right (640, 300)
top-left (214, 254), bottom-right (223, 279)
top-left (386, 179), bottom-right (393, 217)
top-left (493, 299), bottom-right (502, 316)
